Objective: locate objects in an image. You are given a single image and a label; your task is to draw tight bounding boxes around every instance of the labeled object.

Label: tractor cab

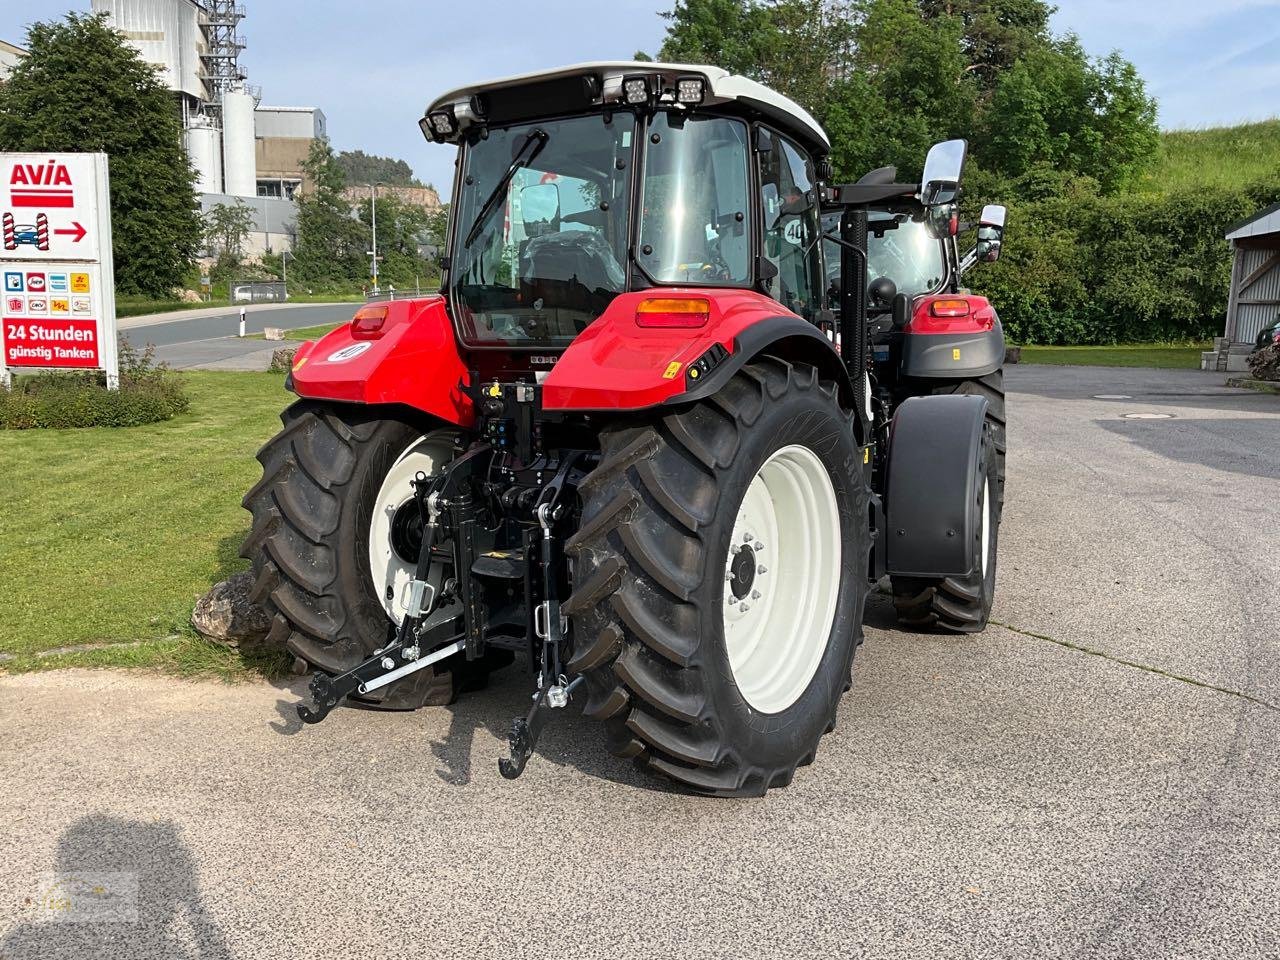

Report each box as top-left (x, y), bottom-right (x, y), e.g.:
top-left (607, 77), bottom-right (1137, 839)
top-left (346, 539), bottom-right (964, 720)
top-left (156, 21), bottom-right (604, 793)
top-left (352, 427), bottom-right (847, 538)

top-left (422, 62), bottom-right (830, 350)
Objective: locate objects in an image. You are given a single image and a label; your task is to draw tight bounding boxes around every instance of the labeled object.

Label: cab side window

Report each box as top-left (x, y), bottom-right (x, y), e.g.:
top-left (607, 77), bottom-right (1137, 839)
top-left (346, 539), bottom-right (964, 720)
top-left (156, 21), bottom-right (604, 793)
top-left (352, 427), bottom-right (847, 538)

top-left (758, 130), bottom-right (821, 319)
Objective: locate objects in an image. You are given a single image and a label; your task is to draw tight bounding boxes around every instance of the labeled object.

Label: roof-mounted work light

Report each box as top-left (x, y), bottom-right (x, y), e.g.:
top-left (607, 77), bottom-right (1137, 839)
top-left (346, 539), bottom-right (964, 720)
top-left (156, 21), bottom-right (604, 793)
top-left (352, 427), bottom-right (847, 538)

top-left (622, 74), bottom-right (653, 106)
top-left (421, 106), bottom-right (457, 142)
top-left (675, 76), bottom-right (706, 105)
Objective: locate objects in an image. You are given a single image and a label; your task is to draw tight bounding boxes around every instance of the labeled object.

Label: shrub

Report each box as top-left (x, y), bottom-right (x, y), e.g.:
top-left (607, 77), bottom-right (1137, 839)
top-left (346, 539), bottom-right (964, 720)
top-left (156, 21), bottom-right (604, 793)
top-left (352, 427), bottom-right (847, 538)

top-left (1248, 343), bottom-right (1280, 382)
top-left (970, 175), bottom-right (1280, 344)
top-left (0, 338), bottom-right (189, 429)
top-left (268, 348), bottom-right (297, 373)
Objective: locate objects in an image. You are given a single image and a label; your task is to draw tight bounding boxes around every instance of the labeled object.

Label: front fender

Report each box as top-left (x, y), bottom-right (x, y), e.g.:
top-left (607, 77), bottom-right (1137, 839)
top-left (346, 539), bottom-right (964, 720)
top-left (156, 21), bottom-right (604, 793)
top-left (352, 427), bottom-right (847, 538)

top-left (289, 297), bottom-right (474, 427)
top-left (541, 288), bottom-right (854, 412)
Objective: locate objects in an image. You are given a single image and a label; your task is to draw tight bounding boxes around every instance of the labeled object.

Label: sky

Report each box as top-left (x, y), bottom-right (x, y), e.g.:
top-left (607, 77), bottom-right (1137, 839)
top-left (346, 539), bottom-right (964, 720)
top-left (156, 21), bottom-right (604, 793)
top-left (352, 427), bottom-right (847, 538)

top-left (3, 0), bottom-right (1280, 192)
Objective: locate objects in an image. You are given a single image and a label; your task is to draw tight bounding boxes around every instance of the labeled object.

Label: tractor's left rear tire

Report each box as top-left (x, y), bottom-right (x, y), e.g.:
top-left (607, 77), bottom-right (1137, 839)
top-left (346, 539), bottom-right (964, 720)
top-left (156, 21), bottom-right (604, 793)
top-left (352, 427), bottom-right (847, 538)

top-left (563, 357), bottom-right (870, 797)
top-left (241, 400), bottom-right (469, 709)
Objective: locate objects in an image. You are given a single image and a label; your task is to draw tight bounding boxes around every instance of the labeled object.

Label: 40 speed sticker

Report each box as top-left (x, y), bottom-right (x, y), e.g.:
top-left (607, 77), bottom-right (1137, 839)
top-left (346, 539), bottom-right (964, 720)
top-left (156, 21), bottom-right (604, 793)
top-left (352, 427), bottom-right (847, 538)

top-left (326, 342), bottom-right (372, 363)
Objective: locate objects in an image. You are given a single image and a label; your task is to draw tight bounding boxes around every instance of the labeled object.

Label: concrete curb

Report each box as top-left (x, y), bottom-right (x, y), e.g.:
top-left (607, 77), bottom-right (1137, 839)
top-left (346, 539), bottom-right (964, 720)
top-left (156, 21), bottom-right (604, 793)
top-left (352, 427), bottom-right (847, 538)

top-left (1226, 377), bottom-right (1280, 395)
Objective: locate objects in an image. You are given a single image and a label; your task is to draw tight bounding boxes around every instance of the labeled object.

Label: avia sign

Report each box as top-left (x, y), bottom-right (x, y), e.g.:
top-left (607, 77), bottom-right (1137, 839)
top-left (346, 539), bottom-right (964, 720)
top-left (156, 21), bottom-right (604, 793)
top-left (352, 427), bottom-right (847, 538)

top-left (0, 153), bottom-right (117, 386)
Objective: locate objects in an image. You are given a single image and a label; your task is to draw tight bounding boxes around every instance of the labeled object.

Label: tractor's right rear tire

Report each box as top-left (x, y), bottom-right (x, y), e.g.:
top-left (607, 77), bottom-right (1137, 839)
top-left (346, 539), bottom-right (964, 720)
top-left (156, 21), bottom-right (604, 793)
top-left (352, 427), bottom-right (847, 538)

top-left (563, 357), bottom-right (870, 797)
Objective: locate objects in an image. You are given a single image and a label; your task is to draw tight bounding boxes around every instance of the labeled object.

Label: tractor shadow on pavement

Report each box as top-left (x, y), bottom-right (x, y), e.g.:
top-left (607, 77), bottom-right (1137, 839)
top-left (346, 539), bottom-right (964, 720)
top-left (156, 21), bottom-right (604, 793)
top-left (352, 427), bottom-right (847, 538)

top-left (265, 659), bottom-right (669, 794)
top-left (423, 665), bottom-right (668, 792)
top-left (0, 814), bottom-right (232, 960)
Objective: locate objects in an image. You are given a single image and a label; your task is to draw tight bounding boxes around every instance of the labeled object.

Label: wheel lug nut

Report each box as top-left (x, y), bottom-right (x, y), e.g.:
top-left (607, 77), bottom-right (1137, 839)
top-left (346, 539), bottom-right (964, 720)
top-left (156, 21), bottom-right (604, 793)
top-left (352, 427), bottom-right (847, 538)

top-left (743, 532), bottom-right (753, 542)
top-left (752, 590), bottom-right (761, 600)
top-left (739, 603), bottom-right (749, 612)
top-left (754, 541), bottom-right (763, 551)
top-left (758, 565), bottom-right (767, 574)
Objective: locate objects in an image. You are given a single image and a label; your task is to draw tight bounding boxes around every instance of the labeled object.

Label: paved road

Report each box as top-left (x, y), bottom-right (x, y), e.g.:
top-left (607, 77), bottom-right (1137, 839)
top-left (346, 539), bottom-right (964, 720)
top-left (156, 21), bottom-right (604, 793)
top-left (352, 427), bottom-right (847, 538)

top-left (1, 365), bottom-right (1277, 958)
top-left (120, 302), bottom-right (359, 369)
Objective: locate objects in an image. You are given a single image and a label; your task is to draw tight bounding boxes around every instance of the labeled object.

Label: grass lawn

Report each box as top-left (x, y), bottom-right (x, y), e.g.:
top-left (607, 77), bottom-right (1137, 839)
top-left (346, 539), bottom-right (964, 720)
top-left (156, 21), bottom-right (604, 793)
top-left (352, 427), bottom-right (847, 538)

top-left (0, 371), bottom-right (293, 678)
top-left (1146, 119), bottom-right (1280, 193)
top-left (249, 321), bottom-right (345, 342)
top-left (1018, 343), bottom-right (1209, 369)
top-left (117, 298), bottom-right (229, 318)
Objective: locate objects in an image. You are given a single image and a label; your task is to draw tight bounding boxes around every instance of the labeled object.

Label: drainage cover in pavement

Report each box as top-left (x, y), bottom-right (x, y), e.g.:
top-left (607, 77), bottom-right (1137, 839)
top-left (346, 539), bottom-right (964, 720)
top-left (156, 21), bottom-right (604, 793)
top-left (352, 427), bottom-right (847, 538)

top-left (1093, 394), bottom-right (1132, 400)
top-left (1121, 412), bottom-right (1175, 419)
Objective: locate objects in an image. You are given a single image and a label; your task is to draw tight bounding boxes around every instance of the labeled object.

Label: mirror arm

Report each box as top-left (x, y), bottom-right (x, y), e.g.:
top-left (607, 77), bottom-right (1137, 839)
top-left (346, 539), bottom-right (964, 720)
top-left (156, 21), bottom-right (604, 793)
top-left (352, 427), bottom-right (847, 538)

top-left (958, 247), bottom-right (978, 276)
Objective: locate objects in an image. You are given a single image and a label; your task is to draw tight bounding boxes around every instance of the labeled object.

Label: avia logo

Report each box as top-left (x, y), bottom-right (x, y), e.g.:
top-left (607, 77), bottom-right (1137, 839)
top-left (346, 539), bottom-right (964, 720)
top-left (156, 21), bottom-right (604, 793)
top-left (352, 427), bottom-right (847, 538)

top-left (10, 160), bottom-right (74, 208)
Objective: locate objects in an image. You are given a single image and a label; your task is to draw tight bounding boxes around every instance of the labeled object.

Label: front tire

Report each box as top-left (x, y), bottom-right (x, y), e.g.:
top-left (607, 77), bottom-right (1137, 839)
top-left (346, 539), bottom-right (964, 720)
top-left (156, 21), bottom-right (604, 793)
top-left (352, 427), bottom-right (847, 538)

top-left (563, 358), bottom-right (870, 796)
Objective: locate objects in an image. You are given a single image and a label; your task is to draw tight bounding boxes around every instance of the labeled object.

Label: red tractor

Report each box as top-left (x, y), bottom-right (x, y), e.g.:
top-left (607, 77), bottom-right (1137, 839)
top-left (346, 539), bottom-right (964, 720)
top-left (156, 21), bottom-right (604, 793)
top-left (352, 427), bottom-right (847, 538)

top-left (242, 62), bottom-right (1009, 796)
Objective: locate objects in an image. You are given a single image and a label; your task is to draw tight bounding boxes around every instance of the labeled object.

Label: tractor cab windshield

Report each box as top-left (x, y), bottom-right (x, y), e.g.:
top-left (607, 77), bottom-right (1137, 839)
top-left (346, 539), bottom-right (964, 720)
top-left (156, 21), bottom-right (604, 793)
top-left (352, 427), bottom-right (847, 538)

top-left (450, 114), bottom-right (633, 346)
top-left (823, 210), bottom-right (948, 309)
top-left (449, 110), bottom-right (760, 348)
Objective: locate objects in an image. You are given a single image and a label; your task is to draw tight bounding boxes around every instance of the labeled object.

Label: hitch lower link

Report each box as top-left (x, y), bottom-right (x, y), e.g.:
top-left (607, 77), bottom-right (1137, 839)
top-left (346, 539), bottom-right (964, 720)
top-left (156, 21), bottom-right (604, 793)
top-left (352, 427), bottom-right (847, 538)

top-left (297, 472), bottom-right (455, 724)
top-left (294, 448), bottom-right (588, 783)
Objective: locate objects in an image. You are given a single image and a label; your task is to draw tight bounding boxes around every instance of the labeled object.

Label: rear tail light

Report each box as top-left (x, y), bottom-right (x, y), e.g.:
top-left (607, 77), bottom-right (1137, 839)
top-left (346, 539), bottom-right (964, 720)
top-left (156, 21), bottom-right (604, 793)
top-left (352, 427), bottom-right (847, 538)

top-left (635, 297), bottom-right (710, 328)
top-left (929, 298), bottom-right (971, 318)
top-left (352, 304), bottom-right (389, 339)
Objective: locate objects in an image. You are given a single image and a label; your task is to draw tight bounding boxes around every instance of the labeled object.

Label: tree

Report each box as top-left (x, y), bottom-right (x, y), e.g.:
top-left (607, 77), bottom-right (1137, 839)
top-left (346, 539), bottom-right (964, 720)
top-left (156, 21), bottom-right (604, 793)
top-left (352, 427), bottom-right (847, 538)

top-left (983, 36), bottom-right (1158, 192)
top-left (335, 149), bottom-right (422, 187)
top-left (0, 13), bottom-right (201, 296)
top-left (920, 0), bottom-right (1053, 89)
top-left (354, 193), bottom-right (438, 288)
top-left (652, 0), bottom-right (1156, 190)
top-left (204, 201), bottom-right (254, 260)
top-left (292, 138), bottom-right (367, 284)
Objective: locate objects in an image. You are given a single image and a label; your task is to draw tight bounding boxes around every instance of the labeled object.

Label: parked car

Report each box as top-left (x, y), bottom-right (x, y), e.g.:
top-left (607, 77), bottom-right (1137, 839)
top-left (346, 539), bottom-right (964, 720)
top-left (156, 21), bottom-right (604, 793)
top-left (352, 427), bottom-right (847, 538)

top-left (1255, 313), bottom-right (1280, 351)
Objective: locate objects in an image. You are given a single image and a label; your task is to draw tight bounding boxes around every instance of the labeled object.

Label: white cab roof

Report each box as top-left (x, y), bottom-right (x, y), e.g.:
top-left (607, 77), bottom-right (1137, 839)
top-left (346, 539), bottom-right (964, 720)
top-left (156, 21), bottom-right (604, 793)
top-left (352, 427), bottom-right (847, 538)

top-left (425, 61), bottom-right (830, 152)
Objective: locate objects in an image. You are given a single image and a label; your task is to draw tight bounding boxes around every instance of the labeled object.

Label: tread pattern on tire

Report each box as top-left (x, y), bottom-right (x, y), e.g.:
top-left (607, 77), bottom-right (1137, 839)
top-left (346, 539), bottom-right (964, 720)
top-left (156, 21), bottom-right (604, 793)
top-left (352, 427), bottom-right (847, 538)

top-left (563, 357), bottom-right (868, 796)
top-left (241, 401), bottom-right (453, 706)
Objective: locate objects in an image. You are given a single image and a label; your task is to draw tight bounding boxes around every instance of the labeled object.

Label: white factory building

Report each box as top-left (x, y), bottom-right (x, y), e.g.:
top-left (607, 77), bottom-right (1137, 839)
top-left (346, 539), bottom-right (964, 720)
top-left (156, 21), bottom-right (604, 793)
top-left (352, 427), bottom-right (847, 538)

top-left (92, 0), bottom-right (325, 253)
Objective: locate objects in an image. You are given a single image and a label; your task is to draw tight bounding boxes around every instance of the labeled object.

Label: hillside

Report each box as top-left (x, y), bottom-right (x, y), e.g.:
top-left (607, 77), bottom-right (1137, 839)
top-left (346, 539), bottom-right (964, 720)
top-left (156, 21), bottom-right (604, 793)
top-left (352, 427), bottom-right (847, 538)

top-left (1142, 118), bottom-right (1280, 193)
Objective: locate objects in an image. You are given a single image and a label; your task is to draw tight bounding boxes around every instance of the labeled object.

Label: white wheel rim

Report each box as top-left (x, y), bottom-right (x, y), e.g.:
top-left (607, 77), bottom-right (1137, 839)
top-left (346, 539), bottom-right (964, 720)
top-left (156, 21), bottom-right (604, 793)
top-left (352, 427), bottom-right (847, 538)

top-left (723, 444), bottom-right (841, 714)
top-left (980, 478), bottom-right (991, 579)
top-left (368, 433), bottom-right (454, 622)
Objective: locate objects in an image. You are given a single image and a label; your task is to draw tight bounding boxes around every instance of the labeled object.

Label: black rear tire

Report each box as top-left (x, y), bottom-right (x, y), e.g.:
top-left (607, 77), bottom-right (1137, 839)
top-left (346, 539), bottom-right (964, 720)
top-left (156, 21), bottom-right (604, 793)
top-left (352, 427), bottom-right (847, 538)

top-left (241, 401), bottom-right (463, 708)
top-left (891, 421), bottom-right (999, 632)
top-left (563, 358), bottom-right (871, 796)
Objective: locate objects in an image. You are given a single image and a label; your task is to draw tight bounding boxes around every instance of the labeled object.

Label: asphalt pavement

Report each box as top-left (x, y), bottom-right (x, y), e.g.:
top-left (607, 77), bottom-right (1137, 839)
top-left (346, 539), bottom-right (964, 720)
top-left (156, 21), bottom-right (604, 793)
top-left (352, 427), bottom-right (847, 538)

top-left (1, 364), bottom-right (1277, 958)
top-left (119, 302), bottom-right (360, 369)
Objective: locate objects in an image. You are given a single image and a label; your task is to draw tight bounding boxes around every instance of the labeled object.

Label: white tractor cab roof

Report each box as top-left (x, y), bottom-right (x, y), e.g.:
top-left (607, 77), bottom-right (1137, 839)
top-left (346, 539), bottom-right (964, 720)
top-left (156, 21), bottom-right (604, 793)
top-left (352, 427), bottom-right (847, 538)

top-left (422, 61), bottom-right (830, 156)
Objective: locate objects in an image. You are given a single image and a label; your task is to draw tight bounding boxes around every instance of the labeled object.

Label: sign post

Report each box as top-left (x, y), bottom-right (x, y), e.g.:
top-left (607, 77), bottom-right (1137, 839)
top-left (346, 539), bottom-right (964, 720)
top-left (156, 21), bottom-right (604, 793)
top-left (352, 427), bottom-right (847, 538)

top-left (0, 153), bottom-right (118, 389)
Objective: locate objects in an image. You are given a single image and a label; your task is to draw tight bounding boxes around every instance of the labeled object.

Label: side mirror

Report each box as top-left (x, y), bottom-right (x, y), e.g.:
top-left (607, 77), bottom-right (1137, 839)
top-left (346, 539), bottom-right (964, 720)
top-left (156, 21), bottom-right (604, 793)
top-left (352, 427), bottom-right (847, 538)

top-left (975, 203), bottom-right (1006, 263)
top-left (920, 139), bottom-right (967, 206)
top-left (519, 182), bottom-right (560, 229)
top-left (920, 139), bottom-right (967, 239)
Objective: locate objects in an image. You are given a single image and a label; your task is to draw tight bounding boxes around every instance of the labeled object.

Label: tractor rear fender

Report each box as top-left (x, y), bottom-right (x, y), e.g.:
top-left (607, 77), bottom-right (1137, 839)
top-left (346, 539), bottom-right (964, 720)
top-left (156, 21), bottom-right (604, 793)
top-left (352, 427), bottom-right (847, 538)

top-left (540, 288), bottom-right (857, 417)
top-left (901, 293), bottom-right (1005, 379)
top-left (884, 394), bottom-right (988, 578)
top-left (288, 297), bottom-right (475, 428)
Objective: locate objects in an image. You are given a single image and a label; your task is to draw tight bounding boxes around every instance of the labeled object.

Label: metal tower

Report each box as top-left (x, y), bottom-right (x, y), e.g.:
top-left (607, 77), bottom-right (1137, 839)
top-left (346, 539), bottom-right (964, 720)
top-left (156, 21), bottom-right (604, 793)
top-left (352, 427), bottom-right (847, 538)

top-left (202, 1), bottom-right (247, 105)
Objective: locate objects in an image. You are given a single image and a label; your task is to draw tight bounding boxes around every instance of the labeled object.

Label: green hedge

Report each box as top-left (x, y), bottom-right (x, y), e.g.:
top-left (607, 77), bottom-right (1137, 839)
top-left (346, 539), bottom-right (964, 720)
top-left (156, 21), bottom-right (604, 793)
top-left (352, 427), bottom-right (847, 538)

top-left (0, 340), bottom-right (189, 429)
top-left (970, 176), bottom-right (1280, 344)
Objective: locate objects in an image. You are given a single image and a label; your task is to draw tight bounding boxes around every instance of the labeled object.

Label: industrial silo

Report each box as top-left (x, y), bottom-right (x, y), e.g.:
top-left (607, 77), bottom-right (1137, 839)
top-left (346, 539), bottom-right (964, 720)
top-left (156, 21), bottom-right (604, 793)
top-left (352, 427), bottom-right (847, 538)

top-left (184, 119), bottom-right (223, 194)
top-left (222, 87), bottom-right (257, 198)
